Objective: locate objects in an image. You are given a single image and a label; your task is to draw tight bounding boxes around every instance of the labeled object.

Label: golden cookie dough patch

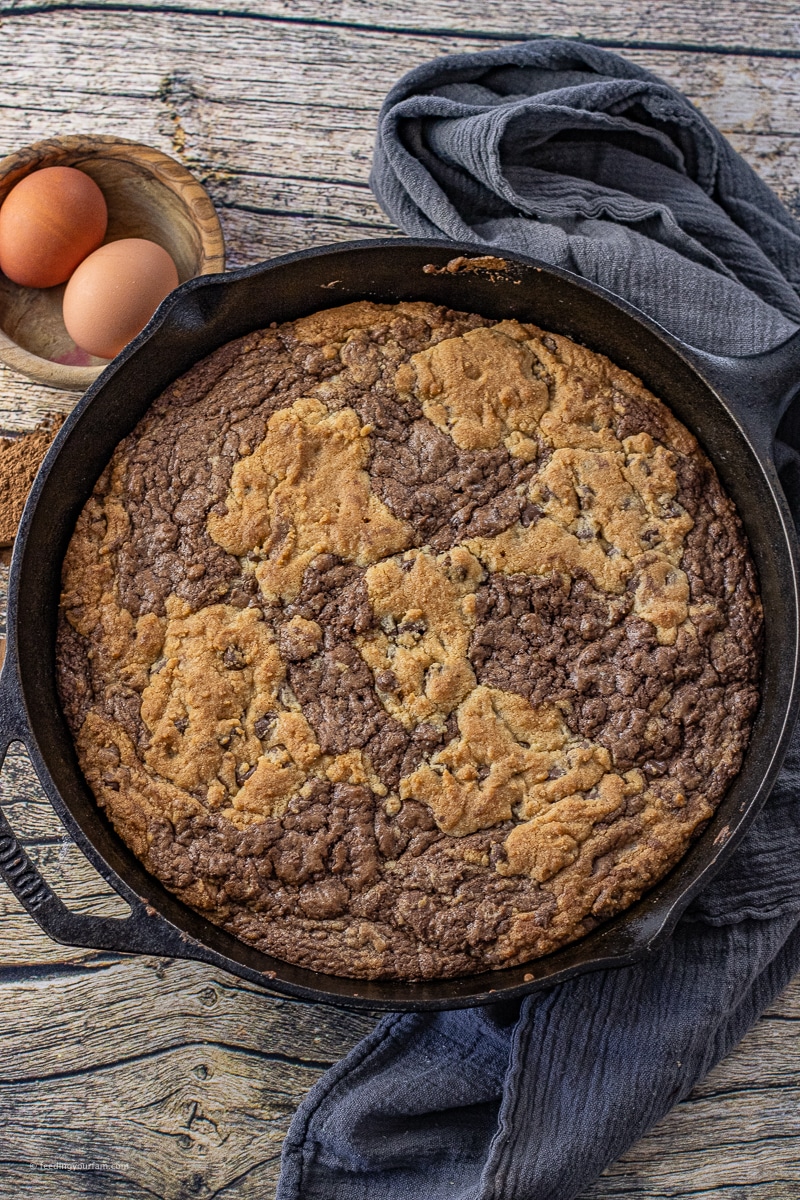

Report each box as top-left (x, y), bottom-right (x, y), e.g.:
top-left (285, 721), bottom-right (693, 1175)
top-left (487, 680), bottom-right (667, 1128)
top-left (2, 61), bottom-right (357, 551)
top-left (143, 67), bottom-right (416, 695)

top-left (398, 686), bottom-right (617, 843)
top-left (410, 324), bottom-right (549, 451)
top-left (358, 546), bottom-right (483, 729)
top-left (141, 600), bottom-right (285, 796)
top-left (208, 395), bottom-right (413, 601)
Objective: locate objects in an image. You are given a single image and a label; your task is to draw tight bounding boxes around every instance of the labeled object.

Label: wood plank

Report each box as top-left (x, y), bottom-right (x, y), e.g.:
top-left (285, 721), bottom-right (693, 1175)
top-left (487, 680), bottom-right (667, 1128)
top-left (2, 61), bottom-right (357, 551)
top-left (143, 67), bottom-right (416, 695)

top-left (1, 743), bottom-right (78, 841)
top-left (0, 955), bottom-right (794, 1199)
top-left (0, 957), bottom-right (376, 1198)
top-left (0, 1044), bottom-right (310, 1199)
top-left (3, 0), bottom-right (800, 55)
top-left (0, 958), bottom-right (376, 1073)
top-left (0, 374), bottom-right (74, 438)
top-left (0, 1167), bottom-right (157, 1199)
top-left (2, 15), bottom-right (800, 135)
top-left (1, 16), bottom-right (799, 236)
top-left (0, 877), bottom-right (128, 968)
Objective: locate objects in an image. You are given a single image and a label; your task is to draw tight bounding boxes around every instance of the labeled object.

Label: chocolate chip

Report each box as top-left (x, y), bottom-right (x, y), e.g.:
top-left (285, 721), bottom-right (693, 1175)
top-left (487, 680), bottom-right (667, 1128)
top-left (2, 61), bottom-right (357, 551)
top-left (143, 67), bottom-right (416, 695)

top-left (223, 646), bottom-right (247, 669)
top-left (254, 713), bottom-right (277, 739)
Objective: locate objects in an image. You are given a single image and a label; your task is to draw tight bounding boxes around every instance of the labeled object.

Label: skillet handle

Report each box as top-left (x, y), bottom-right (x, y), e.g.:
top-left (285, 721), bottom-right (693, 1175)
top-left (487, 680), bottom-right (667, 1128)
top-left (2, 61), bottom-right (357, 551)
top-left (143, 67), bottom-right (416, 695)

top-left (0, 640), bottom-right (190, 959)
top-left (680, 326), bottom-right (800, 458)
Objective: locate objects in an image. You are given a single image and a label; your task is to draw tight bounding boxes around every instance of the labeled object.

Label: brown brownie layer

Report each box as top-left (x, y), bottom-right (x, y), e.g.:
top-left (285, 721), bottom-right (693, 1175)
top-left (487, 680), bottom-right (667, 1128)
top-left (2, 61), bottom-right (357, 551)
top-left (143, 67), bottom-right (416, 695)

top-left (56, 301), bottom-right (762, 980)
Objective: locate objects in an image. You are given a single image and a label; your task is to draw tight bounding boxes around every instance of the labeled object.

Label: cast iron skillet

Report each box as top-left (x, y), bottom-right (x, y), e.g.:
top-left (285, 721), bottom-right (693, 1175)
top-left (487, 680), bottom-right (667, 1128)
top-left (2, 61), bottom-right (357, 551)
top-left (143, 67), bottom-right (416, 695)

top-left (0, 239), bottom-right (799, 1012)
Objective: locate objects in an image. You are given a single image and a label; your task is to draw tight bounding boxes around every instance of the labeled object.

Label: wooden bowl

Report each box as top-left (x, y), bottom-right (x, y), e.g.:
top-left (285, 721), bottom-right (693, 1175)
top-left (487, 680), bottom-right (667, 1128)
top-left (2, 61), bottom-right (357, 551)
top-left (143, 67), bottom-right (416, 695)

top-left (0, 135), bottom-right (225, 390)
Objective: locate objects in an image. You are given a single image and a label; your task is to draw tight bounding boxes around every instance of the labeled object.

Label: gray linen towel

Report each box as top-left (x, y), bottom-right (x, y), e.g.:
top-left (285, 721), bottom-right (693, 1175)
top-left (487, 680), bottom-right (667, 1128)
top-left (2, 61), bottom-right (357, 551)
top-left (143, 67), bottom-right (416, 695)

top-left (277, 40), bottom-right (800, 1200)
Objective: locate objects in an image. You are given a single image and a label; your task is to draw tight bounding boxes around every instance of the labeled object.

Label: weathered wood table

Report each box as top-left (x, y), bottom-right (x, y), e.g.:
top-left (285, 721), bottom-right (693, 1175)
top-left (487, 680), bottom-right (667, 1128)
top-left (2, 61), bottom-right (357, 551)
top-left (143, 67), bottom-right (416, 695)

top-left (0, 3), bottom-right (798, 1196)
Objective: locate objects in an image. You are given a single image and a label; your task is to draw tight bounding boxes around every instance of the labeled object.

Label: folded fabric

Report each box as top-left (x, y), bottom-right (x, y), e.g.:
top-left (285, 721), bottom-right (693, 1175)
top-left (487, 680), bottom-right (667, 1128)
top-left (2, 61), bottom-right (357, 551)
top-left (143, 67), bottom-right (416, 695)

top-left (277, 40), bottom-right (800, 1200)
top-left (369, 38), bottom-right (800, 355)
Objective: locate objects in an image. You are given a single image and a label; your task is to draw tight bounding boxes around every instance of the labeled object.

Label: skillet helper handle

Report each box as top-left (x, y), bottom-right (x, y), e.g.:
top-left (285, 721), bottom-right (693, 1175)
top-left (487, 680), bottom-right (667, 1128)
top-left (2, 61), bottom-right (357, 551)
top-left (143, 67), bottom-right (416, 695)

top-left (0, 640), bottom-right (189, 959)
top-left (682, 325), bottom-right (800, 457)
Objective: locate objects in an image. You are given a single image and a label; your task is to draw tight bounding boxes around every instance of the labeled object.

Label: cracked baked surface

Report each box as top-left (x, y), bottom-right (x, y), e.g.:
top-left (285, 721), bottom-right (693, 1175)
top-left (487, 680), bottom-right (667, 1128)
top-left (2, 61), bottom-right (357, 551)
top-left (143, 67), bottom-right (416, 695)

top-left (56, 301), bottom-right (763, 980)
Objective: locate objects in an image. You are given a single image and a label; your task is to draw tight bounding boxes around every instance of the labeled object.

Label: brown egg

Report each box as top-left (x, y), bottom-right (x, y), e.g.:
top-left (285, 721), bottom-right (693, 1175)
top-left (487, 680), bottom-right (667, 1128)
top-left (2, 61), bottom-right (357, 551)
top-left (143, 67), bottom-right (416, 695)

top-left (0, 166), bottom-right (107, 288)
top-left (62, 238), bottom-right (180, 360)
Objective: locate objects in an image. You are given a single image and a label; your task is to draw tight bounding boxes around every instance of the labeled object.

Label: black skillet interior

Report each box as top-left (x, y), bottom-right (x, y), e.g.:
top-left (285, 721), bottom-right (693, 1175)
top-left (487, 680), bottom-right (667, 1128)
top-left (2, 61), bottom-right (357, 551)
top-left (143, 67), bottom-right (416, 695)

top-left (4, 239), bottom-right (799, 1011)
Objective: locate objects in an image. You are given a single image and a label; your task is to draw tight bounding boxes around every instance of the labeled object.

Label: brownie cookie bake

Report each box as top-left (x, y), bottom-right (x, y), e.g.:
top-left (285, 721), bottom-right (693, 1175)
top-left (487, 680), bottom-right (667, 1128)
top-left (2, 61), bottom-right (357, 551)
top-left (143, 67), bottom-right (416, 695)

top-left (56, 300), bottom-right (763, 980)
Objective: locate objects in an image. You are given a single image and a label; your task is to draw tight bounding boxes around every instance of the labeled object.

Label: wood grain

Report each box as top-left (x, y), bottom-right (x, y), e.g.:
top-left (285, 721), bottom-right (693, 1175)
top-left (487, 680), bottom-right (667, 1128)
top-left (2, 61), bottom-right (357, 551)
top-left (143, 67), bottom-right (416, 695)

top-left (0, 4), bottom-right (797, 1197)
top-left (0, 962), bottom-right (372, 1200)
top-left (0, 948), bottom-right (794, 1197)
top-left (3, 0), bottom-right (800, 54)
